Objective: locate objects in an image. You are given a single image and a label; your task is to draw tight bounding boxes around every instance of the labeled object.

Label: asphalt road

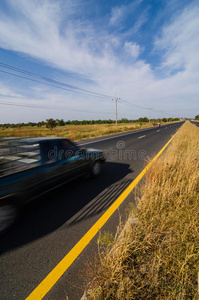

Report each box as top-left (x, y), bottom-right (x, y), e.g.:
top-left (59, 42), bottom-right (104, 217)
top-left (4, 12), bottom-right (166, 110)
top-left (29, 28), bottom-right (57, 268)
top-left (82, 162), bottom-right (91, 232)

top-left (191, 121), bottom-right (199, 128)
top-left (0, 122), bottom-right (184, 300)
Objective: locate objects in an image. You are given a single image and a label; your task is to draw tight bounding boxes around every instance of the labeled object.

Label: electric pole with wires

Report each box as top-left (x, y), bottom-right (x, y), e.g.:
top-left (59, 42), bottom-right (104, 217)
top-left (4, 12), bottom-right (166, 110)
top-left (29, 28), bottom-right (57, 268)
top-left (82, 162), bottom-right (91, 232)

top-left (147, 107), bottom-right (152, 123)
top-left (112, 97), bottom-right (120, 126)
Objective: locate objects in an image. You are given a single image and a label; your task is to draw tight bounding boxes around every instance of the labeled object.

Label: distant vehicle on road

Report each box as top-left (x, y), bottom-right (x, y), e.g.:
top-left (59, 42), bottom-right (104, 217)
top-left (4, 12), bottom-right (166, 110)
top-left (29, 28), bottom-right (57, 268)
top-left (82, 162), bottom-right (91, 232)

top-left (0, 137), bottom-right (105, 234)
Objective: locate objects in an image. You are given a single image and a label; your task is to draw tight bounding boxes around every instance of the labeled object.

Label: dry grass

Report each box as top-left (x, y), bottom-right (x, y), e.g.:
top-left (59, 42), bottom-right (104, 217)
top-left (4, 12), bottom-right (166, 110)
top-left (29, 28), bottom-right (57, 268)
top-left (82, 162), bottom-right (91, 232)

top-left (0, 122), bottom-right (164, 141)
top-left (84, 121), bottom-right (199, 300)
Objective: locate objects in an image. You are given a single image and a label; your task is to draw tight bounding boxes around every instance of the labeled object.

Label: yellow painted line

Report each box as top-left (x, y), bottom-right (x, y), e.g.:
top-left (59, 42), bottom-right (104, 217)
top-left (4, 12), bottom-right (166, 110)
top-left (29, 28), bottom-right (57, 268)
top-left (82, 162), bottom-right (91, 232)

top-left (26, 128), bottom-right (180, 300)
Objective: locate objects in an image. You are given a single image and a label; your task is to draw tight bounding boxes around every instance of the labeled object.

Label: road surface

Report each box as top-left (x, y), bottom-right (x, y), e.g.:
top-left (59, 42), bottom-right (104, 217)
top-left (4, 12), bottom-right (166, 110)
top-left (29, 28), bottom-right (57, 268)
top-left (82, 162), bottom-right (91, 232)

top-left (0, 122), bottom-right (184, 300)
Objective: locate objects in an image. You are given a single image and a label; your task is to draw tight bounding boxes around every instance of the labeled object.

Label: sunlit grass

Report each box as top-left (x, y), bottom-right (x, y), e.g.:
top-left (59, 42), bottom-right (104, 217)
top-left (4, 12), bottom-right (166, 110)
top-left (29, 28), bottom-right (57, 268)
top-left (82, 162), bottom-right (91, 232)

top-left (84, 121), bottom-right (199, 300)
top-left (0, 122), bottom-right (158, 141)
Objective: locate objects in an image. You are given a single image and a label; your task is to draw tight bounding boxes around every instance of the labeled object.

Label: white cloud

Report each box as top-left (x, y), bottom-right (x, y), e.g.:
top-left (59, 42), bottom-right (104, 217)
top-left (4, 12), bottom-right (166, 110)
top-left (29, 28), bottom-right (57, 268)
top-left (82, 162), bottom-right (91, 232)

top-left (0, 83), bottom-right (22, 98)
top-left (0, 0), bottom-right (198, 122)
top-left (144, 1), bottom-right (199, 115)
top-left (124, 42), bottom-right (140, 59)
top-left (109, 0), bottom-right (143, 26)
top-left (155, 2), bottom-right (199, 72)
top-left (109, 6), bottom-right (125, 26)
top-left (0, 0), bottom-right (150, 88)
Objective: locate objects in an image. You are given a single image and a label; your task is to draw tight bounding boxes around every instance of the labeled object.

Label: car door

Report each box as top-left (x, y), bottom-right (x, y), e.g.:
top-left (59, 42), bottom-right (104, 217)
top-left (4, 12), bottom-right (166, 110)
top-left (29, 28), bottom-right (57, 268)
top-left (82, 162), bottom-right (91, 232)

top-left (37, 140), bottom-right (65, 193)
top-left (57, 140), bottom-right (90, 182)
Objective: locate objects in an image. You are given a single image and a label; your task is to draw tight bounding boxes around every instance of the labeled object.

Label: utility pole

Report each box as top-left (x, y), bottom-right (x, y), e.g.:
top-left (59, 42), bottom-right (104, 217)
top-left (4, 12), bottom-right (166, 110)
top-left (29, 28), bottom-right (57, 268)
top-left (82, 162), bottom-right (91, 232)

top-left (113, 97), bottom-right (120, 126)
top-left (147, 108), bottom-right (152, 123)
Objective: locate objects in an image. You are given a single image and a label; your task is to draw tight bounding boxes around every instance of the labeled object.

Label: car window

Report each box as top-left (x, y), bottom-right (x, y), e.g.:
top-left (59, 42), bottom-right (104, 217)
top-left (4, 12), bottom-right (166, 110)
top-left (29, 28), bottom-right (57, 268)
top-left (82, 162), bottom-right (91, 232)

top-left (0, 140), bottom-right (41, 177)
top-left (42, 142), bottom-right (56, 162)
top-left (58, 140), bottom-right (80, 160)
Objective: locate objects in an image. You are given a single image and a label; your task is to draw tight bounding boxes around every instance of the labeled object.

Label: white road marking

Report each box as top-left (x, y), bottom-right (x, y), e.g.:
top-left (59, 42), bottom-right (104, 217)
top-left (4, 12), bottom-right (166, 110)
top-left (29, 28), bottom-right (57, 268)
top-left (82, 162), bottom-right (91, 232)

top-left (157, 130), bottom-right (160, 132)
top-left (78, 127), bottom-right (153, 146)
top-left (138, 135), bottom-right (146, 139)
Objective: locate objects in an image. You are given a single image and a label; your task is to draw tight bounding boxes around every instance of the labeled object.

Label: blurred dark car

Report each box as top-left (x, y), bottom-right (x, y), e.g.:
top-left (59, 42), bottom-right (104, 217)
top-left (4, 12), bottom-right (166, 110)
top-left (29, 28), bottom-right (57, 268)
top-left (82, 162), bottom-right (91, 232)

top-left (0, 137), bottom-right (105, 234)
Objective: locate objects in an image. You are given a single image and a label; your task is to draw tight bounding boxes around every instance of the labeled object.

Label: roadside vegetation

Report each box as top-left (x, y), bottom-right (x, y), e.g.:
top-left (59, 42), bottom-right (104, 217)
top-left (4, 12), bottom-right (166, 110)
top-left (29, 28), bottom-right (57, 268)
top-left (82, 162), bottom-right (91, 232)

top-left (0, 118), bottom-right (179, 141)
top-left (84, 121), bottom-right (199, 300)
top-left (0, 122), bottom-right (153, 140)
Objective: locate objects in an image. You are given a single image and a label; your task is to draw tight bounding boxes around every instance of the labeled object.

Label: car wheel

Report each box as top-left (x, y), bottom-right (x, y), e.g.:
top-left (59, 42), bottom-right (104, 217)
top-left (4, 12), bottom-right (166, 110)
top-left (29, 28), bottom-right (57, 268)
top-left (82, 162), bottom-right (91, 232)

top-left (90, 160), bottom-right (102, 177)
top-left (0, 203), bottom-right (18, 235)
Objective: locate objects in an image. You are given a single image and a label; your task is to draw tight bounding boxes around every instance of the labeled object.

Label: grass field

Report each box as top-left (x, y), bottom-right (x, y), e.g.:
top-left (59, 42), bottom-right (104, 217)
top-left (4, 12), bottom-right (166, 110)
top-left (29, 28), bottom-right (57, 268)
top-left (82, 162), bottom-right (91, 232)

top-left (0, 122), bottom-right (163, 141)
top-left (84, 121), bottom-right (199, 300)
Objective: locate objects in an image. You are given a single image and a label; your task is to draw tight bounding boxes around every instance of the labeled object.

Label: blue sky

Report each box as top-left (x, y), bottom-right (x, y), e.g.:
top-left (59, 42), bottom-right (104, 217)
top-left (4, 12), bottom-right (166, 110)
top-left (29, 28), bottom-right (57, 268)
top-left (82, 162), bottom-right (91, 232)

top-left (0, 0), bottom-right (199, 123)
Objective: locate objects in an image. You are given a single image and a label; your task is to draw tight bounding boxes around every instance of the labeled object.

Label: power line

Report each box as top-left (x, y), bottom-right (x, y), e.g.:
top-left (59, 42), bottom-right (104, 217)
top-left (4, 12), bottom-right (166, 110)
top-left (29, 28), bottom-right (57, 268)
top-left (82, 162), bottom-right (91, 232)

top-left (120, 99), bottom-right (148, 110)
top-left (0, 62), bottom-right (115, 99)
top-left (119, 100), bottom-right (178, 119)
top-left (0, 101), bottom-right (112, 115)
top-left (0, 62), bottom-right (179, 119)
top-left (0, 101), bottom-right (177, 120)
top-left (0, 62), bottom-right (152, 117)
top-left (0, 69), bottom-right (113, 100)
top-left (0, 62), bottom-right (113, 98)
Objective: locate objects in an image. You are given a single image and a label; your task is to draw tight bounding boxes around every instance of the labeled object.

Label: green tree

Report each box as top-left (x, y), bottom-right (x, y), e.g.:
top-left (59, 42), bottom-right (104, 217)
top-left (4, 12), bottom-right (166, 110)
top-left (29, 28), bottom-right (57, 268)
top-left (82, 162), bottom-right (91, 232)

top-left (120, 118), bottom-right (129, 123)
top-left (138, 117), bottom-right (149, 123)
top-left (28, 122), bottom-right (36, 127)
top-left (56, 119), bottom-right (65, 126)
top-left (17, 123), bottom-right (23, 129)
top-left (195, 114), bottom-right (199, 120)
top-left (46, 118), bottom-right (57, 130)
top-left (59, 119), bottom-right (65, 126)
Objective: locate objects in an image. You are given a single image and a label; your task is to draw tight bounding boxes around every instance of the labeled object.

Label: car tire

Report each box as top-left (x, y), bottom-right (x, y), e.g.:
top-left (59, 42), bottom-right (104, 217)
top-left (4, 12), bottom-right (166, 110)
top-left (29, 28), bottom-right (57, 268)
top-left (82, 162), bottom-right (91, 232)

top-left (90, 160), bottom-right (102, 177)
top-left (0, 202), bottom-right (18, 235)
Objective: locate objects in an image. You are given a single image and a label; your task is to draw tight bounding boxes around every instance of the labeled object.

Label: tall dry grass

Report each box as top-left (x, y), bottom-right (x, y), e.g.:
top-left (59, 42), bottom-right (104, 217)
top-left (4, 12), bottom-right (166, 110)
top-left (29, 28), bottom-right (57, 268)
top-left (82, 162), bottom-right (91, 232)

top-left (84, 121), bottom-right (199, 300)
top-left (0, 122), bottom-right (164, 141)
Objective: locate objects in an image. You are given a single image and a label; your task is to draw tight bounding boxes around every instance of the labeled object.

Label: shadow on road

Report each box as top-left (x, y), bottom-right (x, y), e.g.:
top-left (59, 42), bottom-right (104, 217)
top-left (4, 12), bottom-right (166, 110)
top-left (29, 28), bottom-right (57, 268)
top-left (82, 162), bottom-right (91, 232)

top-left (0, 162), bottom-right (133, 255)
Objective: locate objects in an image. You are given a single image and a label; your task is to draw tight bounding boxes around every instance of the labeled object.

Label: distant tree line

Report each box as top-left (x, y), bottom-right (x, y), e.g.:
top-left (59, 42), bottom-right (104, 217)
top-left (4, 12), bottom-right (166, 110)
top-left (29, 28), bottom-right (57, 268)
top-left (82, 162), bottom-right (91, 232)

top-left (195, 114), bottom-right (199, 120)
top-left (0, 117), bottom-right (180, 129)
